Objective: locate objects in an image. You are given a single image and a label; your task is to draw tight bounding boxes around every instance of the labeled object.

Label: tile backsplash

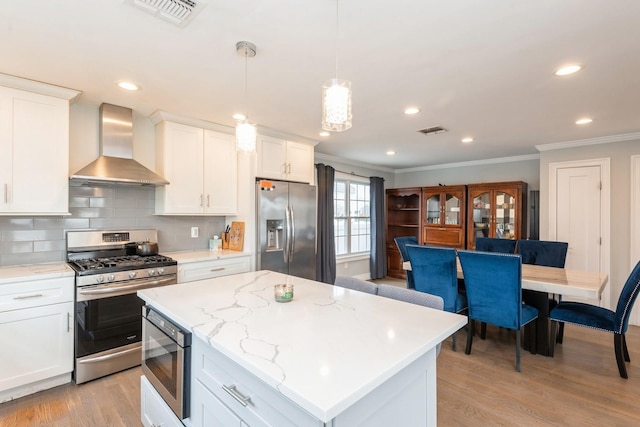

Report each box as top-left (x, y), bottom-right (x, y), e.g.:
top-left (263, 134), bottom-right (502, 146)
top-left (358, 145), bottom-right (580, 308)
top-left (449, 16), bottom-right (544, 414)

top-left (0, 183), bottom-right (226, 267)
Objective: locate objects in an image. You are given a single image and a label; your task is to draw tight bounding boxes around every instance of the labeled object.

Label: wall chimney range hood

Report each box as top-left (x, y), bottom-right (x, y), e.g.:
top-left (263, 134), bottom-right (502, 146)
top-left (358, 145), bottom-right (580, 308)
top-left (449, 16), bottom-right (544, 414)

top-left (70, 103), bottom-right (169, 186)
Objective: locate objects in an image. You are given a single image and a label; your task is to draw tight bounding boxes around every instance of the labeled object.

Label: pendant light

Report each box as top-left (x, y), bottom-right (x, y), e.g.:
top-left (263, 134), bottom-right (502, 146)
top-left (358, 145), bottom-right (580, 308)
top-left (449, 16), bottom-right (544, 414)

top-left (322, 0), bottom-right (352, 132)
top-left (235, 41), bottom-right (257, 152)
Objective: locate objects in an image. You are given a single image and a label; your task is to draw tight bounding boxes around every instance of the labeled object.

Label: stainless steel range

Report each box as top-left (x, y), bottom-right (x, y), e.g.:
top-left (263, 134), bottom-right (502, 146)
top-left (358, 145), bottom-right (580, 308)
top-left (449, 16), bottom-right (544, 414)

top-left (66, 229), bottom-right (177, 384)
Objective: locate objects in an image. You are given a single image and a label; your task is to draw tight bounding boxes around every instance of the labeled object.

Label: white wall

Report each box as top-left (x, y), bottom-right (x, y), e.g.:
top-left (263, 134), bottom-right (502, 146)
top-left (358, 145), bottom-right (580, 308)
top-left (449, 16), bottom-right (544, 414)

top-left (394, 157), bottom-right (540, 190)
top-left (539, 138), bottom-right (640, 309)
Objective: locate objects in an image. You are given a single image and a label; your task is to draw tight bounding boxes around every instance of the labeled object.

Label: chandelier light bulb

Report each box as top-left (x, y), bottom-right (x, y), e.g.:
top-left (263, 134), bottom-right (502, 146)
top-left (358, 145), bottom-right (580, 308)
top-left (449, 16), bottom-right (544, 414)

top-left (322, 78), bottom-right (352, 132)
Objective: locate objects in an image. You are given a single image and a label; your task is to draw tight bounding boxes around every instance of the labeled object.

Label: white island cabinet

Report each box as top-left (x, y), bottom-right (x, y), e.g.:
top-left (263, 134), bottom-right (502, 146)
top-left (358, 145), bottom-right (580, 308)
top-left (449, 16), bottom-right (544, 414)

top-left (138, 271), bottom-right (466, 426)
top-left (0, 263), bottom-right (76, 403)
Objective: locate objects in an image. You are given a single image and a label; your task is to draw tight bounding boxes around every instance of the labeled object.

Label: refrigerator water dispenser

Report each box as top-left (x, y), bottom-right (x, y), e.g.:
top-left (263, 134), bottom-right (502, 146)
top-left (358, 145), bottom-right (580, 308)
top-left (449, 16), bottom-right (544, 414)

top-left (266, 219), bottom-right (284, 251)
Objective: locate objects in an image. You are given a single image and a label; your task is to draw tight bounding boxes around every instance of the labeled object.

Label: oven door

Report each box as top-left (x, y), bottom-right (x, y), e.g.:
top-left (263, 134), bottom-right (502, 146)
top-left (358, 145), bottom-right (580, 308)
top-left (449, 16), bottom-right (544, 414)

top-left (142, 312), bottom-right (190, 420)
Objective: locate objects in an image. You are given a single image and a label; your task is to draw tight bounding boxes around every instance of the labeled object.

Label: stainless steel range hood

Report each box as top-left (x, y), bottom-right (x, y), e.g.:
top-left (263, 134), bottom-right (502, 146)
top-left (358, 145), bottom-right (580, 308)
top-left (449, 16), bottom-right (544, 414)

top-left (70, 103), bottom-right (169, 186)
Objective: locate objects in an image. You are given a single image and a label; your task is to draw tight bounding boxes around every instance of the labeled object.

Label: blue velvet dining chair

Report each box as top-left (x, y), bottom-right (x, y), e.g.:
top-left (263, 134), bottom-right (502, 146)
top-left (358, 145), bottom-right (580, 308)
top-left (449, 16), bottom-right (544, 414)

top-left (377, 283), bottom-right (445, 356)
top-left (517, 239), bottom-right (569, 343)
top-left (475, 237), bottom-right (517, 254)
top-left (394, 236), bottom-right (418, 289)
top-left (457, 250), bottom-right (539, 372)
top-left (406, 244), bottom-right (467, 350)
top-left (474, 237), bottom-right (518, 339)
top-left (549, 260), bottom-right (640, 378)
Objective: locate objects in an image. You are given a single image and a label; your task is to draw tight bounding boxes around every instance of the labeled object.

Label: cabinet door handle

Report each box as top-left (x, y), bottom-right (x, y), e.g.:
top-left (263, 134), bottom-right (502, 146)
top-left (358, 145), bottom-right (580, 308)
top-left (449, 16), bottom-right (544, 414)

top-left (222, 384), bottom-right (251, 407)
top-left (207, 194), bottom-right (210, 207)
top-left (200, 194), bottom-right (204, 207)
top-left (210, 267), bottom-right (225, 272)
top-left (67, 312), bottom-right (71, 332)
top-left (282, 163), bottom-right (287, 174)
top-left (13, 293), bottom-right (44, 300)
top-left (3, 183), bottom-right (7, 203)
top-left (287, 163), bottom-right (292, 174)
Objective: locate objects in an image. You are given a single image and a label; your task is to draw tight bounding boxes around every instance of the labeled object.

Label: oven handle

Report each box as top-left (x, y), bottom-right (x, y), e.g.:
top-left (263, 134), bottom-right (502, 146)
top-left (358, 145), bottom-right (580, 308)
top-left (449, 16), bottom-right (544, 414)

top-left (78, 275), bottom-right (177, 296)
top-left (77, 346), bottom-right (140, 364)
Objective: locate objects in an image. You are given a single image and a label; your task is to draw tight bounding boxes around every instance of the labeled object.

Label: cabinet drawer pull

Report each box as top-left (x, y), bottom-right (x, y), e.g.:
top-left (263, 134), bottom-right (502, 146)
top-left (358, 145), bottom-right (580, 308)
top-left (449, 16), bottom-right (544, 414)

top-left (13, 293), bottom-right (44, 300)
top-left (67, 312), bottom-right (71, 332)
top-left (222, 384), bottom-right (251, 407)
top-left (210, 267), bottom-right (225, 272)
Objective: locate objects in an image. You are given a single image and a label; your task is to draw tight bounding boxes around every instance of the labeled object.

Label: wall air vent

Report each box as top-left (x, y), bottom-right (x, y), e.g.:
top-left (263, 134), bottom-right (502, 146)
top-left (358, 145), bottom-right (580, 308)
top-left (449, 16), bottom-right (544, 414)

top-left (126, 0), bottom-right (207, 27)
top-left (418, 126), bottom-right (447, 135)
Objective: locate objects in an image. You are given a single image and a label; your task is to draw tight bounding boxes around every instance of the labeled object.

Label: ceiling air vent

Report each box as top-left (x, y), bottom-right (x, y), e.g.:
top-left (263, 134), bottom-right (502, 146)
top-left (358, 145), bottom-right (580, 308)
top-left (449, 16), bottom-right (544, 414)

top-left (418, 126), bottom-right (447, 135)
top-left (126, 0), bottom-right (207, 27)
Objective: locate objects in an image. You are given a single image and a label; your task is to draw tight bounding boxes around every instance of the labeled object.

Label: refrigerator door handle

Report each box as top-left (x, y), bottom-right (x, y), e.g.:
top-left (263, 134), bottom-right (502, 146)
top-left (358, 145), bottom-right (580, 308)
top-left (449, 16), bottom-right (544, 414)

top-left (284, 206), bottom-right (291, 263)
top-left (289, 205), bottom-right (296, 262)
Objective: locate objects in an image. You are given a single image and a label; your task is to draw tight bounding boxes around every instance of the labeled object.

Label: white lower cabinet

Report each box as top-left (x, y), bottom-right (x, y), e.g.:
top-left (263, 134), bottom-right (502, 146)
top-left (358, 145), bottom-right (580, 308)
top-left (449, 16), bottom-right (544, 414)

top-left (191, 338), bottom-right (321, 427)
top-left (177, 255), bottom-right (251, 284)
top-left (192, 378), bottom-right (247, 427)
top-left (140, 375), bottom-right (184, 427)
top-left (0, 276), bottom-right (74, 400)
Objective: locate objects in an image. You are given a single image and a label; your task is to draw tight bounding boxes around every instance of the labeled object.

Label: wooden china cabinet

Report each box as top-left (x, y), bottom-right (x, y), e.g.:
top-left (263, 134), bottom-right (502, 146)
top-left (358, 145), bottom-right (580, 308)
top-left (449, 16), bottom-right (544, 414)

top-left (422, 185), bottom-right (467, 249)
top-left (386, 188), bottom-right (422, 279)
top-left (466, 181), bottom-right (528, 250)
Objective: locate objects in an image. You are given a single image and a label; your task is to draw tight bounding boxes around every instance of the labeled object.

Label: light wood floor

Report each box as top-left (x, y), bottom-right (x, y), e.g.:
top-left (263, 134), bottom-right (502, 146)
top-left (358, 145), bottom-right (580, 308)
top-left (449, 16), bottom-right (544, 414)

top-left (1, 320), bottom-right (639, 426)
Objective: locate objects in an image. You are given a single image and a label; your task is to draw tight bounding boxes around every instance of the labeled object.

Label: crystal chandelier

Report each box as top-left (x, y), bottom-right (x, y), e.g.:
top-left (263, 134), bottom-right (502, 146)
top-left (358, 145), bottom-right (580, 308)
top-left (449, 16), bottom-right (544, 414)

top-left (322, 0), bottom-right (352, 132)
top-left (235, 41), bottom-right (257, 152)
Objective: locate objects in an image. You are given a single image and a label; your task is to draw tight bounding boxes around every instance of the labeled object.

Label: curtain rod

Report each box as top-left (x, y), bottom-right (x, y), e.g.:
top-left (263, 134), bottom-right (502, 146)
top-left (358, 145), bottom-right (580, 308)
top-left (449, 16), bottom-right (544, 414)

top-left (315, 163), bottom-right (384, 180)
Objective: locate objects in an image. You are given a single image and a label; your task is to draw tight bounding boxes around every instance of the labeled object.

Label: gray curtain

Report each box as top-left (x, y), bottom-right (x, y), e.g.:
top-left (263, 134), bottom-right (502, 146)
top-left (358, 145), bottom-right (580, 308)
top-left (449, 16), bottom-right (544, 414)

top-left (316, 163), bottom-right (336, 284)
top-left (369, 176), bottom-right (386, 279)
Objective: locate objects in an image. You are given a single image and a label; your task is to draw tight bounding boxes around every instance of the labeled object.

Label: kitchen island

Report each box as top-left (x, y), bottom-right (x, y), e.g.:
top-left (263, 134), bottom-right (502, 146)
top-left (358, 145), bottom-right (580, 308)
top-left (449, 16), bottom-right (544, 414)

top-left (138, 270), bottom-right (466, 426)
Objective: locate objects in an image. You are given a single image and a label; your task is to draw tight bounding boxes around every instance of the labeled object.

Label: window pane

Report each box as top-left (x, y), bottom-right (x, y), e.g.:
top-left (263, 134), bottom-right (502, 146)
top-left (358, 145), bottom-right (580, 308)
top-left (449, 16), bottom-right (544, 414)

top-left (334, 180), bottom-right (371, 256)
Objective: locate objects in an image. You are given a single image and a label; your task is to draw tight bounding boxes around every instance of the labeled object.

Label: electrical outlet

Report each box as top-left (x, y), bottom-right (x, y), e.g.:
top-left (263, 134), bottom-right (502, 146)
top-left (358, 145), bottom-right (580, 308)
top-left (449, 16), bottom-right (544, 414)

top-left (191, 227), bottom-right (199, 238)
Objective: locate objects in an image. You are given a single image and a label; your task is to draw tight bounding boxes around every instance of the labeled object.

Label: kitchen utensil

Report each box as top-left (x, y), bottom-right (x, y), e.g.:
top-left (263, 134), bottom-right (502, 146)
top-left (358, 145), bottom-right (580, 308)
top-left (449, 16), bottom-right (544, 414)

top-left (136, 241), bottom-right (159, 256)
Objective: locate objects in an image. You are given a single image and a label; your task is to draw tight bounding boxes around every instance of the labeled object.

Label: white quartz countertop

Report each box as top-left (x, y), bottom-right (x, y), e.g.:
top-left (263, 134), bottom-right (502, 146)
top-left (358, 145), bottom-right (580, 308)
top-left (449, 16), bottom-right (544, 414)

top-left (162, 249), bottom-right (251, 264)
top-left (0, 262), bottom-right (75, 285)
top-left (138, 270), bottom-right (466, 422)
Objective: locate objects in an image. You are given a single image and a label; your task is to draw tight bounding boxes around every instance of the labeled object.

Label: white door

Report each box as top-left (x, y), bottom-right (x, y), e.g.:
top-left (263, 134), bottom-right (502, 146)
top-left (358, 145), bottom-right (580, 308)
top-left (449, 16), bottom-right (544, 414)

top-left (549, 160), bottom-right (610, 307)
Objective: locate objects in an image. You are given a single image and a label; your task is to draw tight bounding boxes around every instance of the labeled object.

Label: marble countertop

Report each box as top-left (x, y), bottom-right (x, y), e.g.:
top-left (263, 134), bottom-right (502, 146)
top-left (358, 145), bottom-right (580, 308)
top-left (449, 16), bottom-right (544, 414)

top-left (138, 270), bottom-right (466, 422)
top-left (162, 249), bottom-right (251, 264)
top-left (0, 262), bottom-right (75, 285)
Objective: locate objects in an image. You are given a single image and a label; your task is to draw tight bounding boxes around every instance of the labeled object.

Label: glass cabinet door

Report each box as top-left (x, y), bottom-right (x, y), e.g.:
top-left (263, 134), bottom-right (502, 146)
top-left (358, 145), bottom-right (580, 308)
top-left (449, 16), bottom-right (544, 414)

top-left (471, 192), bottom-right (491, 239)
top-left (426, 194), bottom-right (441, 224)
top-left (444, 192), bottom-right (461, 225)
top-left (494, 191), bottom-right (516, 239)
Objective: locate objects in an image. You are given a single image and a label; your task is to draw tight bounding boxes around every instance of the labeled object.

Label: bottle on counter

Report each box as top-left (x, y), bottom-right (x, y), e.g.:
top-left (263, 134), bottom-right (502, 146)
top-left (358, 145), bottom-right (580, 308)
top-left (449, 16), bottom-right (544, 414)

top-left (209, 235), bottom-right (222, 251)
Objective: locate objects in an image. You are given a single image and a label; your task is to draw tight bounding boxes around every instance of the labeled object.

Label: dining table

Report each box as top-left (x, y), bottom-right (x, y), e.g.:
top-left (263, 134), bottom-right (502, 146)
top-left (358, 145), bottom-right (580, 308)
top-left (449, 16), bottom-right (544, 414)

top-left (403, 260), bottom-right (609, 356)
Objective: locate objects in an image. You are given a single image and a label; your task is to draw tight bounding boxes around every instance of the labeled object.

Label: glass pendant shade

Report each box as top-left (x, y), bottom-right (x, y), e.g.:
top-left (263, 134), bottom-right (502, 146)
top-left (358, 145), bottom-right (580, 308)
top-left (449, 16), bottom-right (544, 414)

top-left (322, 78), bottom-right (352, 132)
top-left (236, 119), bottom-right (257, 152)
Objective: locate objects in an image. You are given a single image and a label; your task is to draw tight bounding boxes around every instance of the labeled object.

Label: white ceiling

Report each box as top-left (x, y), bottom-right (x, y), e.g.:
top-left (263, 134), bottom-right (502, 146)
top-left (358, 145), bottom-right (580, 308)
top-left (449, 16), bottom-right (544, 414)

top-left (2, 0), bottom-right (639, 169)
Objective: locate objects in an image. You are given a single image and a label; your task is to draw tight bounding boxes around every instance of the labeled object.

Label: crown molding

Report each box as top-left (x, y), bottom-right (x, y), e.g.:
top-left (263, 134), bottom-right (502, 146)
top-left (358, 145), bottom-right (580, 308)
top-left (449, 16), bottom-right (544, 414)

top-left (536, 132), bottom-right (640, 152)
top-left (0, 73), bottom-right (81, 101)
top-left (395, 154), bottom-right (540, 174)
top-left (314, 152), bottom-right (396, 174)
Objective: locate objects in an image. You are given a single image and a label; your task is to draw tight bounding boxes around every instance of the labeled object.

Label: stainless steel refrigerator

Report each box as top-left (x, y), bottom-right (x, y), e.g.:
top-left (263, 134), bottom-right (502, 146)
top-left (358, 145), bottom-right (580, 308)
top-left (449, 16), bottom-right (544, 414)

top-left (256, 179), bottom-right (316, 280)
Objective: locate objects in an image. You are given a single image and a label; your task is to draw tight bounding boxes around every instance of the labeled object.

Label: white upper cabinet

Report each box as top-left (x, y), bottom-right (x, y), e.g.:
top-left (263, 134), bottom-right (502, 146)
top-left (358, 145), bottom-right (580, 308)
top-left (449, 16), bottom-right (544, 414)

top-left (0, 75), bottom-right (79, 215)
top-left (257, 135), bottom-right (314, 184)
top-left (154, 120), bottom-right (237, 215)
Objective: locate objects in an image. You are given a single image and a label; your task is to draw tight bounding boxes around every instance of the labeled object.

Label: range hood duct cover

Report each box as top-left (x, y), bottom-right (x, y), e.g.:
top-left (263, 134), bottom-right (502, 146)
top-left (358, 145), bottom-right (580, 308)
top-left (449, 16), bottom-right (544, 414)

top-left (70, 103), bottom-right (169, 186)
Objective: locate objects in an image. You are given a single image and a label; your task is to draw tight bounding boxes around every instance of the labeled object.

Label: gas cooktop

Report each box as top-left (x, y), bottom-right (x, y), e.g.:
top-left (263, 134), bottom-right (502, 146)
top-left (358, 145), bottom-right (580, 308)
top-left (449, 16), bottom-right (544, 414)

top-left (69, 255), bottom-right (177, 275)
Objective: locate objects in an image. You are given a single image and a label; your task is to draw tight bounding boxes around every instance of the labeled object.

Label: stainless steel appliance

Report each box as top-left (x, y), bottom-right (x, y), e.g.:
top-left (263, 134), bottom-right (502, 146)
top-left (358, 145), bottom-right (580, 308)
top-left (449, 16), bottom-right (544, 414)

top-left (256, 179), bottom-right (316, 279)
top-left (142, 306), bottom-right (191, 420)
top-left (66, 229), bottom-right (177, 384)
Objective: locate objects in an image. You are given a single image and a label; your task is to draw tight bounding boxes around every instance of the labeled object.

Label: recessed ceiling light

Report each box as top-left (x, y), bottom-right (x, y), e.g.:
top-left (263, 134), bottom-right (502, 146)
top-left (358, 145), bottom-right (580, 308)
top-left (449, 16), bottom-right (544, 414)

top-left (403, 107), bottom-right (420, 115)
top-left (461, 137), bottom-right (474, 143)
top-left (555, 65), bottom-right (582, 76)
top-left (386, 150), bottom-right (396, 156)
top-left (575, 118), bottom-right (593, 125)
top-left (232, 113), bottom-right (246, 121)
top-left (319, 131), bottom-right (330, 137)
top-left (117, 81), bottom-right (140, 91)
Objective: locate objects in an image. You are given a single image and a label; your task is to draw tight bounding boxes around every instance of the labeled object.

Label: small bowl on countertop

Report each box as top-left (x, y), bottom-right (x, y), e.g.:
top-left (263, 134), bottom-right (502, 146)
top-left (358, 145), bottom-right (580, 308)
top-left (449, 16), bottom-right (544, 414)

top-left (274, 283), bottom-right (294, 303)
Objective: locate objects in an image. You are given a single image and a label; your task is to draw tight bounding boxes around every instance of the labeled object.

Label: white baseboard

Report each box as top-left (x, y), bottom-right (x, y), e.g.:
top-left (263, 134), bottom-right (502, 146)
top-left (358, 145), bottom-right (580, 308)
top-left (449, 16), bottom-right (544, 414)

top-left (0, 373), bottom-right (71, 404)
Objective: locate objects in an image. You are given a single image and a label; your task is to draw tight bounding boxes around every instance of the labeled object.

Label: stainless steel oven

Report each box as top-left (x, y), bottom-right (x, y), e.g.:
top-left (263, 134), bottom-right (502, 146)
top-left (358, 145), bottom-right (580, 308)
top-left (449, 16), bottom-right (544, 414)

top-left (67, 229), bottom-right (178, 384)
top-left (142, 306), bottom-right (191, 420)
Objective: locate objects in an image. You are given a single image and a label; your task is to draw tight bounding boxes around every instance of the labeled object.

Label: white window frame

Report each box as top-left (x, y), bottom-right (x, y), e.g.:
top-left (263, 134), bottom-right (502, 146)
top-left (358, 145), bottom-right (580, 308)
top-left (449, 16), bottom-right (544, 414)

top-left (334, 172), bottom-right (371, 259)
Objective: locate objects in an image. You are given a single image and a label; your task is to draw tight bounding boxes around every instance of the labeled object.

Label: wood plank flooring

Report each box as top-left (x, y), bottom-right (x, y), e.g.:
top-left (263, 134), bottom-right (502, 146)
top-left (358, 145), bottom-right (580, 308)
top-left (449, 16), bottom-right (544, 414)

top-left (1, 322), bottom-right (639, 426)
